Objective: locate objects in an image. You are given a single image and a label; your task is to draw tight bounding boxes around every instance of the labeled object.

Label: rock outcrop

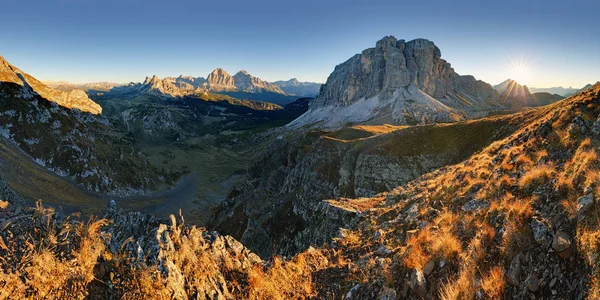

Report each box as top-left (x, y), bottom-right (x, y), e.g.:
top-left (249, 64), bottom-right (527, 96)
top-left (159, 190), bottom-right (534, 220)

top-left (289, 36), bottom-right (501, 129)
top-left (0, 56), bottom-right (102, 114)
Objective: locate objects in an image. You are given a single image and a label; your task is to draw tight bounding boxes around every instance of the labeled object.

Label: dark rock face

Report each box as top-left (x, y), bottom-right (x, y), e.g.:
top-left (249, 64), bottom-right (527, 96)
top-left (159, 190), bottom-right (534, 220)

top-left (290, 36), bottom-right (501, 129)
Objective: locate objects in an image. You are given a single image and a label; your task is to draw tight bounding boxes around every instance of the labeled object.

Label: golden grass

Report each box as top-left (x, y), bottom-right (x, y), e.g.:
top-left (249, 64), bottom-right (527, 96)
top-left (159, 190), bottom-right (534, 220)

top-left (481, 266), bottom-right (505, 299)
top-left (404, 211), bottom-right (462, 270)
top-left (519, 165), bottom-right (553, 189)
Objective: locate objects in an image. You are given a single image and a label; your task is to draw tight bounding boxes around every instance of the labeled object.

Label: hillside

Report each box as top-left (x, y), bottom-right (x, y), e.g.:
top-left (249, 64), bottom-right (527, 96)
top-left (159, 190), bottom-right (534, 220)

top-left (0, 56), bottom-right (102, 114)
top-left (0, 56), bottom-right (165, 195)
top-left (2, 83), bottom-right (599, 299)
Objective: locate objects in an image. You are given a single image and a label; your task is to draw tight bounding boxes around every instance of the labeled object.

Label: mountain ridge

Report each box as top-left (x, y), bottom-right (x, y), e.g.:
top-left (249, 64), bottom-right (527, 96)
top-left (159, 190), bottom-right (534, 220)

top-left (0, 55), bottom-right (102, 114)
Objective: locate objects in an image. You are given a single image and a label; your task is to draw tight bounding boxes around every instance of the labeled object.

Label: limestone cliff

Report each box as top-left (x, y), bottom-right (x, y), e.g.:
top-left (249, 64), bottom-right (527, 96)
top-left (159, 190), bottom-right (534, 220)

top-left (289, 36), bottom-right (501, 129)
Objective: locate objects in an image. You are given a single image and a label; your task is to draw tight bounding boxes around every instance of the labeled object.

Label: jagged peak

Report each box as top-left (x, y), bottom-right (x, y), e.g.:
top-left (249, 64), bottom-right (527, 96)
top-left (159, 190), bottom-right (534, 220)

top-left (236, 70), bottom-right (250, 76)
top-left (209, 68), bottom-right (230, 76)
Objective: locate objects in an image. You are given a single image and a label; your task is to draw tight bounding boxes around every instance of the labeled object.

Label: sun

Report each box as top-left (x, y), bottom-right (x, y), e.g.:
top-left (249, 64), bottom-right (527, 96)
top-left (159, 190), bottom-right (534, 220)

top-left (508, 59), bottom-right (532, 83)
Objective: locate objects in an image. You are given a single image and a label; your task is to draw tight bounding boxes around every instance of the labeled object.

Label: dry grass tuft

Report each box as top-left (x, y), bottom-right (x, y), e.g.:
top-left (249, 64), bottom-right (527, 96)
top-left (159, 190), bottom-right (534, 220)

top-left (519, 165), bottom-right (553, 190)
top-left (481, 266), bottom-right (505, 299)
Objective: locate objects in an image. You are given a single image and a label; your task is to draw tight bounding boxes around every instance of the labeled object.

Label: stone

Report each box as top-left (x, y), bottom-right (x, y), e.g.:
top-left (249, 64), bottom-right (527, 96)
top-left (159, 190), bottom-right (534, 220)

top-left (577, 193), bottom-right (594, 216)
top-left (462, 199), bottom-right (490, 212)
top-left (507, 253), bottom-right (522, 286)
top-left (410, 269), bottom-right (427, 298)
top-left (550, 277), bottom-right (557, 288)
top-left (423, 260), bottom-right (435, 276)
top-left (378, 286), bottom-right (396, 300)
top-left (374, 245), bottom-right (393, 257)
top-left (530, 219), bottom-right (551, 248)
top-left (345, 284), bottom-right (361, 300)
top-left (552, 231), bottom-right (572, 253)
top-left (527, 274), bottom-right (539, 292)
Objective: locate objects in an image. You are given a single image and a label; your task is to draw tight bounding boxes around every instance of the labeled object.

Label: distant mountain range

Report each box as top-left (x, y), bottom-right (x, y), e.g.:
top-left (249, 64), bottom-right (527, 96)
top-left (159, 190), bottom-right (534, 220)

top-left (45, 70), bottom-right (322, 106)
top-left (272, 78), bottom-right (322, 97)
top-left (528, 86), bottom-right (582, 96)
top-left (1, 57), bottom-right (102, 114)
top-left (494, 79), bottom-right (567, 108)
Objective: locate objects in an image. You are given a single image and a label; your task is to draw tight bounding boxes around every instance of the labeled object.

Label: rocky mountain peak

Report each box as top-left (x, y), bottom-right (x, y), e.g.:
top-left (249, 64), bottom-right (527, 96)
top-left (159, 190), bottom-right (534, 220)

top-left (232, 69), bottom-right (286, 94)
top-left (289, 36), bottom-right (500, 129)
top-left (204, 68), bottom-right (236, 91)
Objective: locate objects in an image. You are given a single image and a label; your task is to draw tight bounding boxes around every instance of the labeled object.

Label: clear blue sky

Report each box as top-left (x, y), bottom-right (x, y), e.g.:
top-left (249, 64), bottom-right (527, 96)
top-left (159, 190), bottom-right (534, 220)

top-left (0, 0), bottom-right (598, 88)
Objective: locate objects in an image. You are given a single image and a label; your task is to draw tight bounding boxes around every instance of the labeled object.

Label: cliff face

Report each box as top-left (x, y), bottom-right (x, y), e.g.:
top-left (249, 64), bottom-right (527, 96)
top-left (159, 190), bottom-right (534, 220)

top-left (289, 36), bottom-right (501, 129)
top-left (0, 56), bottom-right (102, 114)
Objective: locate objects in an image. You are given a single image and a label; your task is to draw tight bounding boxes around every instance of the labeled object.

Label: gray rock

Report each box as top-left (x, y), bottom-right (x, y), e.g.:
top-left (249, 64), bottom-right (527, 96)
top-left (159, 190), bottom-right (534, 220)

top-left (462, 199), bottom-right (490, 212)
top-left (530, 219), bottom-right (551, 248)
top-left (345, 284), bottom-right (362, 300)
top-left (577, 193), bottom-right (594, 216)
top-left (552, 231), bottom-right (572, 253)
top-left (378, 286), bottom-right (396, 300)
top-left (423, 260), bottom-right (435, 276)
top-left (410, 269), bottom-right (427, 298)
top-left (507, 253), bottom-right (522, 286)
top-left (527, 274), bottom-right (539, 292)
top-left (289, 36), bottom-right (501, 129)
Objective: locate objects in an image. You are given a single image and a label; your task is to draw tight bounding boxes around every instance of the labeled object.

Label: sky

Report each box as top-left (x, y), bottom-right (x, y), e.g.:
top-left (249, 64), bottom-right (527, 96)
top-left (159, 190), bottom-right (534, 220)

top-left (0, 0), bottom-right (598, 88)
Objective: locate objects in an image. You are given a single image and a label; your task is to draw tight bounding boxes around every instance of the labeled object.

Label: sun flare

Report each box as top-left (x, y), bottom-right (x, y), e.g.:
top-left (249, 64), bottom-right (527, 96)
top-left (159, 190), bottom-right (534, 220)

top-left (508, 59), bottom-right (532, 83)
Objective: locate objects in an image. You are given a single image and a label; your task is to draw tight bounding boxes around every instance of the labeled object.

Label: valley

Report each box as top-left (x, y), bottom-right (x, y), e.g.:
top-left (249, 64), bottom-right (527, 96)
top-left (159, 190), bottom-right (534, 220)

top-left (0, 29), bottom-right (599, 299)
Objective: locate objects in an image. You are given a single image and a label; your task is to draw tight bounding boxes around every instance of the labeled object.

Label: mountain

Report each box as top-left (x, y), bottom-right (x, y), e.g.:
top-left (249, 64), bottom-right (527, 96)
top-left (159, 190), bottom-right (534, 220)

top-left (207, 83), bottom-right (600, 298)
top-left (532, 92), bottom-right (564, 105)
top-left (0, 56), bottom-right (102, 114)
top-left (0, 55), bottom-right (164, 195)
top-left (272, 78), bottom-right (322, 97)
top-left (289, 36), bottom-right (501, 129)
top-left (233, 70), bottom-right (286, 94)
top-left (204, 68), bottom-right (236, 92)
top-left (570, 82), bottom-right (600, 96)
top-left (494, 79), bottom-right (539, 108)
top-left (529, 86), bottom-right (579, 96)
top-left (44, 81), bottom-right (123, 93)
